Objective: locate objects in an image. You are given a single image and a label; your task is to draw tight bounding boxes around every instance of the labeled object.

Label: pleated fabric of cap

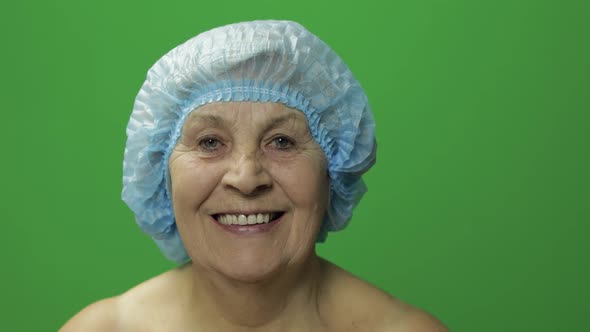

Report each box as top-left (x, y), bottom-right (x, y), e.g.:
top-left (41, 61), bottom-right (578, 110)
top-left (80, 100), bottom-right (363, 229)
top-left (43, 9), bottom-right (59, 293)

top-left (122, 20), bottom-right (376, 263)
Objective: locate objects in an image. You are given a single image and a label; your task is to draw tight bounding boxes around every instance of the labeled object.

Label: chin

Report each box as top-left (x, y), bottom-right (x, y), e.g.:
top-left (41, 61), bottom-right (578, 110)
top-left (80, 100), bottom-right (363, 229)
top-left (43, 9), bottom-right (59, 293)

top-left (216, 254), bottom-right (286, 283)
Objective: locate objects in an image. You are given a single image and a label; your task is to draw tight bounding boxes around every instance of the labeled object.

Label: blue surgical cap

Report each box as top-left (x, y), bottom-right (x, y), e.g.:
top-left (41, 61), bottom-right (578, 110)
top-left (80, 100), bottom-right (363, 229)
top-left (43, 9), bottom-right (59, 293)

top-left (122, 20), bottom-right (376, 263)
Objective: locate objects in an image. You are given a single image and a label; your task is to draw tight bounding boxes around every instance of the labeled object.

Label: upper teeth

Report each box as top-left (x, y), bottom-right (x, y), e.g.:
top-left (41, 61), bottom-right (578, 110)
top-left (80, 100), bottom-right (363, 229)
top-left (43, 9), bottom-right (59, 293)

top-left (217, 213), bottom-right (273, 225)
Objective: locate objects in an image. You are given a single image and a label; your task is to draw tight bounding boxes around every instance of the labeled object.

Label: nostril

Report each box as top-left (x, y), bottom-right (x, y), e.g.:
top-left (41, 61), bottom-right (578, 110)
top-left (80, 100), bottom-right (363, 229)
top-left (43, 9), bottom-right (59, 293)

top-left (221, 157), bottom-right (273, 195)
top-left (225, 182), bottom-right (272, 197)
top-left (223, 174), bottom-right (269, 192)
top-left (250, 184), bottom-right (272, 196)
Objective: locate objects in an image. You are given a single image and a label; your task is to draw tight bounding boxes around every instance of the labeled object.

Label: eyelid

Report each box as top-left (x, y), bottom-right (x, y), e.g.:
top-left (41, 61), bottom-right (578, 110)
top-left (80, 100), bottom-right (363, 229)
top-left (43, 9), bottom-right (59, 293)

top-left (266, 134), bottom-right (296, 150)
top-left (192, 129), bottom-right (225, 143)
top-left (196, 134), bottom-right (226, 153)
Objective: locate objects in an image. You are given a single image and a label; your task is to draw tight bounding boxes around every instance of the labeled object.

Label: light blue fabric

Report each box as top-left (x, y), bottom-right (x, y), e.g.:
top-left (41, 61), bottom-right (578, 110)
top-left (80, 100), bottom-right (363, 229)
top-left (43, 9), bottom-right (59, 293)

top-left (122, 20), bottom-right (376, 263)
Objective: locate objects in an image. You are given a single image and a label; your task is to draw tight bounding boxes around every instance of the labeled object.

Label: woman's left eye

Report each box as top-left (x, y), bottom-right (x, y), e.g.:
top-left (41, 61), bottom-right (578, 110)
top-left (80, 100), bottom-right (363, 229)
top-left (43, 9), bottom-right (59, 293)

top-left (270, 136), bottom-right (295, 150)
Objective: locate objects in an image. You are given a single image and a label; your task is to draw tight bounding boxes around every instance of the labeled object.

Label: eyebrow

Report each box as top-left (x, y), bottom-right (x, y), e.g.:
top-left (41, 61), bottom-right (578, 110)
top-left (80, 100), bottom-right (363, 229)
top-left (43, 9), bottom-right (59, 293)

top-left (186, 112), bottom-right (302, 131)
top-left (189, 114), bottom-right (221, 129)
top-left (262, 113), bottom-right (301, 132)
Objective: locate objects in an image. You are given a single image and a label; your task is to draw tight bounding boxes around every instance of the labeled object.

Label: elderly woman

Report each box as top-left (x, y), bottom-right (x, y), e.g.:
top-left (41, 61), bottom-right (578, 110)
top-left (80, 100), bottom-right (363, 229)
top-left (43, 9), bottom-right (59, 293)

top-left (62, 20), bottom-right (447, 331)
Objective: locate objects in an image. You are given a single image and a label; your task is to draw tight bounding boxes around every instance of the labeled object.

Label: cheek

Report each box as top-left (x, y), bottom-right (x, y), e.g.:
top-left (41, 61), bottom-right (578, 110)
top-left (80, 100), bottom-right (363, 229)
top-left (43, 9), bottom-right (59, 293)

top-left (272, 157), bottom-right (329, 211)
top-left (273, 161), bottom-right (329, 253)
top-left (170, 161), bottom-right (221, 219)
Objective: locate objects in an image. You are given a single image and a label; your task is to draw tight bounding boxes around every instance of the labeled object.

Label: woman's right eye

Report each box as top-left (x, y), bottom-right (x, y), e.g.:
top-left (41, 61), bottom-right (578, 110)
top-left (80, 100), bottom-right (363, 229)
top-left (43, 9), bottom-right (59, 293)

top-left (198, 137), bottom-right (222, 151)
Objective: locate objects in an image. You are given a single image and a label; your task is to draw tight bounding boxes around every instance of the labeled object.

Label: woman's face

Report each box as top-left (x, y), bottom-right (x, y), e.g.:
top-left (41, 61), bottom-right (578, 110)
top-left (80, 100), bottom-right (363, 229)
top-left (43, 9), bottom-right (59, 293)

top-left (169, 102), bottom-right (329, 281)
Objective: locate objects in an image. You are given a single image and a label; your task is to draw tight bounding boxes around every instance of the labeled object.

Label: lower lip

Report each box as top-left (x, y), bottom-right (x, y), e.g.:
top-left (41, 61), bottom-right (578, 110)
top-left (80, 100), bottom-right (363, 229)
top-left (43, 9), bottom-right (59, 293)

top-left (212, 215), bottom-right (284, 235)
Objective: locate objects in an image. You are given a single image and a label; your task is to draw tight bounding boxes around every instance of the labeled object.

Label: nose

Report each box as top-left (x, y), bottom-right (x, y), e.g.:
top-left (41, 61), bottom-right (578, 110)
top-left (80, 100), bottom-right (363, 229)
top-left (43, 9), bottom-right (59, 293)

top-left (221, 150), bottom-right (272, 196)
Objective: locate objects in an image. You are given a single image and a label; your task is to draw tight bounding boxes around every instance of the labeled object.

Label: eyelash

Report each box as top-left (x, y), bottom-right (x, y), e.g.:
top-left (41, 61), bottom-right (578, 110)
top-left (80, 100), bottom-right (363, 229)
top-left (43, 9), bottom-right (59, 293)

top-left (197, 136), bottom-right (223, 152)
top-left (195, 135), bottom-right (296, 153)
top-left (269, 135), bottom-right (295, 150)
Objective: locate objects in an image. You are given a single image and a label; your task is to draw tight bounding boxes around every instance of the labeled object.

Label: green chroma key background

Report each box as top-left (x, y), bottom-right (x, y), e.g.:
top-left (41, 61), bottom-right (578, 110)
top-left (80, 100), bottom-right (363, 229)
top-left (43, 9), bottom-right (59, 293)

top-left (1, 0), bottom-right (588, 330)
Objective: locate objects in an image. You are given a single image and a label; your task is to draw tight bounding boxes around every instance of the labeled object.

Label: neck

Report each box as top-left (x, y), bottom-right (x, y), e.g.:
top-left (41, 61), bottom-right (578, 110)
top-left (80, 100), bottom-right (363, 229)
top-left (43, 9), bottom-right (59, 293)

top-left (186, 253), bottom-right (325, 331)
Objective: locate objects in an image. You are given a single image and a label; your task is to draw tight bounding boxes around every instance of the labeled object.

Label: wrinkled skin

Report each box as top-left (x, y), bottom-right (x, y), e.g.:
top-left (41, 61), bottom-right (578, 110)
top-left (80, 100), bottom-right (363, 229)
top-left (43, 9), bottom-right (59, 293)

top-left (169, 101), bottom-right (330, 282)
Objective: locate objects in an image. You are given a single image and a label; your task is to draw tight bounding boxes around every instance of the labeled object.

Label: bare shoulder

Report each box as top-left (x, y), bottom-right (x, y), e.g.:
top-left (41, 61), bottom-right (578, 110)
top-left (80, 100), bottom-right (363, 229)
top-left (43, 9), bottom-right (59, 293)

top-left (387, 308), bottom-right (449, 332)
top-left (60, 265), bottom-right (191, 332)
top-left (59, 297), bottom-right (121, 332)
top-left (319, 258), bottom-right (447, 332)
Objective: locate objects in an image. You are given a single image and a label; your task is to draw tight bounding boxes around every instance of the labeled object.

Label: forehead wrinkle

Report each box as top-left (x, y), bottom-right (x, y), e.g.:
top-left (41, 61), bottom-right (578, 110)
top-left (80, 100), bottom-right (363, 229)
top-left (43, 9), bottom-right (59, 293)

top-left (185, 102), bottom-right (254, 131)
top-left (183, 103), bottom-right (308, 135)
top-left (183, 112), bottom-right (226, 131)
top-left (262, 112), bottom-right (307, 133)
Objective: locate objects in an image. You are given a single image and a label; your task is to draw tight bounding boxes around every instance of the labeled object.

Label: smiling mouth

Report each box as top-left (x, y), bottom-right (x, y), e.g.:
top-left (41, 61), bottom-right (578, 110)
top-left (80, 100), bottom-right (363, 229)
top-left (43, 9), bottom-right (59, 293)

top-left (212, 212), bottom-right (285, 226)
